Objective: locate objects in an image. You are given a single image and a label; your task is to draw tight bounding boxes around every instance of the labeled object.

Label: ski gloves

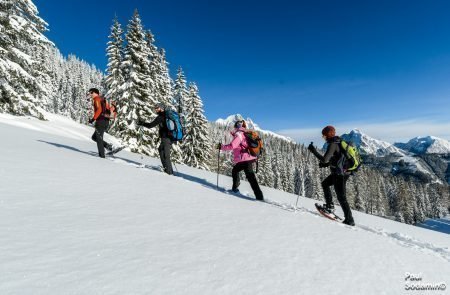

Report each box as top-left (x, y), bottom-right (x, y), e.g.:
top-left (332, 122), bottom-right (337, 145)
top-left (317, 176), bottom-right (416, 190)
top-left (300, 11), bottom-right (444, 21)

top-left (308, 143), bottom-right (328, 168)
top-left (319, 162), bottom-right (330, 168)
top-left (307, 143), bottom-right (317, 153)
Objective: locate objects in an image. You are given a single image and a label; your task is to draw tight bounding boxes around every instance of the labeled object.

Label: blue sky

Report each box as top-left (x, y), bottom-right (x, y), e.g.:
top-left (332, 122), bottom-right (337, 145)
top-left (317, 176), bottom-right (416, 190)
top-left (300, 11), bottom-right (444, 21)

top-left (34, 0), bottom-right (450, 143)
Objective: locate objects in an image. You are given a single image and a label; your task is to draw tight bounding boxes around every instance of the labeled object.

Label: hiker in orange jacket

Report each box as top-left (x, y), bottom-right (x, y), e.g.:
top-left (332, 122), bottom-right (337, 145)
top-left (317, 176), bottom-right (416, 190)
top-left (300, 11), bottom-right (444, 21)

top-left (87, 88), bottom-right (113, 158)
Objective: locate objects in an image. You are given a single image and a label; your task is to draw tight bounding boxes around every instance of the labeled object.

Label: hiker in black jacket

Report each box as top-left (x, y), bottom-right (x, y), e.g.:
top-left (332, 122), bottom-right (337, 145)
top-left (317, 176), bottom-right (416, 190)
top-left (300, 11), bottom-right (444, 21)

top-left (138, 104), bottom-right (174, 175)
top-left (308, 125), bottom-right (355, 226)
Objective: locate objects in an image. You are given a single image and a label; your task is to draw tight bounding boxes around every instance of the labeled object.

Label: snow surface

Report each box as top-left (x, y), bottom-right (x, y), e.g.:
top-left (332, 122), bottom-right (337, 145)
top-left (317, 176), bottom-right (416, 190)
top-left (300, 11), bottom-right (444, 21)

top-left (216, 114), bottom-right (294, 143)
top-left (1, 113), bottom-right (449, 294)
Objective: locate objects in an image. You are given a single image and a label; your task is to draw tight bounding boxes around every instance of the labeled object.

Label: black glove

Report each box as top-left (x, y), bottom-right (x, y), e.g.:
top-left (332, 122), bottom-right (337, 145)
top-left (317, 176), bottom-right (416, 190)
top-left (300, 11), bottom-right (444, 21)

top-left (307, 143), bottom-right (316, 153)
top-left (88, 118), bottom-right (94, 124)
top-left (319, 162), bottom-right (329, 168)
top-left (216, 143), bottom-right (222, 150)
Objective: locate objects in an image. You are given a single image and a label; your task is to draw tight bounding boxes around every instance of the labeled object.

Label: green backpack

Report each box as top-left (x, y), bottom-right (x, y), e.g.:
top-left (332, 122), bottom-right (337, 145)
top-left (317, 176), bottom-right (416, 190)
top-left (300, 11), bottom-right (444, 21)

top-left (339, 140), bottom-right (362, 174)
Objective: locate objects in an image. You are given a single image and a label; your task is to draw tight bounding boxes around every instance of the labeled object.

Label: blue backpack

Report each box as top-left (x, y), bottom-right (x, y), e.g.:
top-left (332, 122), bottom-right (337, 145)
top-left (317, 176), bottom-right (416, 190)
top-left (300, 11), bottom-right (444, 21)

top-left (165, 109), bottom-right (184, 142)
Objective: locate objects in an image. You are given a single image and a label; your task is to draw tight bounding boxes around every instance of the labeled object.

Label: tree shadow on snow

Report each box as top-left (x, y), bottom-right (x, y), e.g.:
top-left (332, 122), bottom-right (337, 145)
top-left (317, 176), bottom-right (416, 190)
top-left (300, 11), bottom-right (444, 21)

top-left (37, 140), bottom-right (97, 157)
top-left (111, 156), bottom-right (256, 202)
top-left (174, 171), bottom-right (256, 202)
top-left (37, 139), bottom-right (256, 203)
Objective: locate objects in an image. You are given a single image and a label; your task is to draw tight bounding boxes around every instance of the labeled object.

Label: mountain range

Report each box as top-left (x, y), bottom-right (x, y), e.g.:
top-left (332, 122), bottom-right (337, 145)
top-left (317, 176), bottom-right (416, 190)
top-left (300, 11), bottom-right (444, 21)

top-left (341, 130), bottom-right (450, 184)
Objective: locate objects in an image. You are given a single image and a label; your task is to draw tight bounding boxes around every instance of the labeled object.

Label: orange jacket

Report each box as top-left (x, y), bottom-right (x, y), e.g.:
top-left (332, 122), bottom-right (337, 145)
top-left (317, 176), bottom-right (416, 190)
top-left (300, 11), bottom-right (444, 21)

top-left (92, 96), bottom-right (103, 121)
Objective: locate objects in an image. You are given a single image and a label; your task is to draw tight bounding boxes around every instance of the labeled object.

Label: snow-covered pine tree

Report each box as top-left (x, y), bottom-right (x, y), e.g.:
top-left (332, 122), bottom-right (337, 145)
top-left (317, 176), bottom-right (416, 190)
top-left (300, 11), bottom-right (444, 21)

top-left (173, 67), bottom-right (189, 125)
top-left (105, 16), bottom-right (124, 132)
top-left (144, 30), bottom-right (174, 109)
top-left (144, 29), bottom-right (158, 98)
top-left (293, 167), bottom-right (302, 195)
top-left (45, 47), bottom-right (64, 113)
top-left (0, 0), bottom-right (51, 118)
top-left (156, 48), bottom-right (174, 108)
top-left (373, 173), bottom-right (387, 216)
top-left (117, 9), bottom-right (158, 155)
top-left (30, 43), bottom-right (57, 112)
top-left (182, 82), bottom-right (211, 170)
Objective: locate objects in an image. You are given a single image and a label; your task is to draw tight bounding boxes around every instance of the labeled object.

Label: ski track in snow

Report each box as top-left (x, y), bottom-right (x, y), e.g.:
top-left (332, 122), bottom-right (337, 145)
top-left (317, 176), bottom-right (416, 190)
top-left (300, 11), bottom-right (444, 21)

top-left (264, 198), bottom-right (450, 262)
top-left (104, 153), bottom-right (450, 263)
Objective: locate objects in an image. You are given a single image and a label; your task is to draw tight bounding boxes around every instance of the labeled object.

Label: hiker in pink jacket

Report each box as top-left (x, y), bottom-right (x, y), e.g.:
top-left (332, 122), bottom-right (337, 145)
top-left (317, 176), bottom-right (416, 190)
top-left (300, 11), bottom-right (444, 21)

top-left (217, 114), bottom-right (264, 201)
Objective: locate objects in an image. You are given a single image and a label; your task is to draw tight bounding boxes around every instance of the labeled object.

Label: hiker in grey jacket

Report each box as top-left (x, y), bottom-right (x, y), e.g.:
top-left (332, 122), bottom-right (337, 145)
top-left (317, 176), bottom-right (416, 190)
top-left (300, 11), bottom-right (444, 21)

top-left (308, 125), bottom-right (355, 226)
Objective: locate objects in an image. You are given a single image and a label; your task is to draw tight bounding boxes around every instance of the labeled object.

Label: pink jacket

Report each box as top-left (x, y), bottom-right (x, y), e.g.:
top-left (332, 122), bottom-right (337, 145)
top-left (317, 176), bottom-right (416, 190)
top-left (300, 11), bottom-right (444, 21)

top-left (221, 127), bottom-right (257, 163)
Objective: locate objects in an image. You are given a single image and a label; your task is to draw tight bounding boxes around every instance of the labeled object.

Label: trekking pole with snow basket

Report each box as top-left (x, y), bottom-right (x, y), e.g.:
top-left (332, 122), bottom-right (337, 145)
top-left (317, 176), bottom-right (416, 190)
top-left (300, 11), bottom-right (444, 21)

top-left (216, 145), bottom-right (221, 190)
top-left (295, 142), bottom-right (312, 208)
top-left (139, 127), bottom-right (144, 160)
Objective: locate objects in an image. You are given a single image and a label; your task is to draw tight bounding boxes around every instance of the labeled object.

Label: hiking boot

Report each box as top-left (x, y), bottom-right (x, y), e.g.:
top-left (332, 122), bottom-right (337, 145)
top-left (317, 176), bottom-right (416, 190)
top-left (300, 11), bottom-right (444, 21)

top-left (343, 219), bottom-right (355, 226)
top-left (323, 203), bottom-right (335, 213)
top-left (255, 192), bottom-right (264, 201)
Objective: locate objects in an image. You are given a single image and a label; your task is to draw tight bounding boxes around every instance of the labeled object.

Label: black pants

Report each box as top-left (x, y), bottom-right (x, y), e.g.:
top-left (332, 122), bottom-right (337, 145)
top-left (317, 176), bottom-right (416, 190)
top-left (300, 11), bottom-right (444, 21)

top-left (91, 119), bottom-right (112, 158)
top-left (322, 174), bottom-right (354, 221)
top-left (232, 161), bottom-right (264, 200)
top-left (158, 137), bottom-right (173, 175)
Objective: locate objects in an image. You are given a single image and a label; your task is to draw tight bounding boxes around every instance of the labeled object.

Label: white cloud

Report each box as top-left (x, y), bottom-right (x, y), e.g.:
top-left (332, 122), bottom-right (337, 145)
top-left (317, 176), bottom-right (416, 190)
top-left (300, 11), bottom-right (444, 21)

top-left (277, 119), bottom-right (450, 145)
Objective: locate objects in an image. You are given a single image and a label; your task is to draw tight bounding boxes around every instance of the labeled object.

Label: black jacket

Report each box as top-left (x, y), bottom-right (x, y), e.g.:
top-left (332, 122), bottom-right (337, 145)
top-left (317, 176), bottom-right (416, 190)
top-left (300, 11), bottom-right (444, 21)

top-left (312, 136), bottom-right (342, 174)
top-left (140, 112), bottom-right (169, 139)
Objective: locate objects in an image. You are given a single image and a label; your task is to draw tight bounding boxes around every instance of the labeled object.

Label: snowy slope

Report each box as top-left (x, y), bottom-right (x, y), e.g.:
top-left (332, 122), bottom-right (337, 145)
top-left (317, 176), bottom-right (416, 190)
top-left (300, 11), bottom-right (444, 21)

top-left (1, 113), bottom-right (449, 295)
top-left (216, 114), bottom-right (294, 142)
top-left (395, 136), bottom-right (450, 155)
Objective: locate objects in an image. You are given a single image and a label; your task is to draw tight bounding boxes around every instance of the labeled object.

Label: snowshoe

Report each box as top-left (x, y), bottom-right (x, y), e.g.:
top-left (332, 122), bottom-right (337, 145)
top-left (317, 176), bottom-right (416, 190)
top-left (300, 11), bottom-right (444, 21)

top-left (315, 203), bottom-right (343, 222)
top-left (106, 145), bottom-right (126, 156)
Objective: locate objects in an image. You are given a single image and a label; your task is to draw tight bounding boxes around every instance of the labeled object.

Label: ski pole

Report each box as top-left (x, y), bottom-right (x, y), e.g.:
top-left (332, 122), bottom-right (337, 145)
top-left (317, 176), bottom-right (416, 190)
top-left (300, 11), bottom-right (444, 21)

top-left (216, 144), bottom-right (221, 190)
top-left (139, 127), bottom-right (144, 160)
top-left (295, 142), bottom-right (312, 208)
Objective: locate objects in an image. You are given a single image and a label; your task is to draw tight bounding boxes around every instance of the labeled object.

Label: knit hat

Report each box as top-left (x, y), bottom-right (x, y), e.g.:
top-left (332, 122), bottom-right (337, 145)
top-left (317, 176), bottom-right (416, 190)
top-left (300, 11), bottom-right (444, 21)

top-left (87, 88), bottom-right (99, 95)
top-left (322, 125), bottom-right (336, 139)
top-left (155, 103), bottom-right (166, 110)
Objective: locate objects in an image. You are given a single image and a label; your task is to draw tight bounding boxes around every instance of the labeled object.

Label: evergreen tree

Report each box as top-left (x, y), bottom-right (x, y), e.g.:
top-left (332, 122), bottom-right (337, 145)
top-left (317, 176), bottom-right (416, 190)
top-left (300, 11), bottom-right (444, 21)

top-left (257, 152), bottom-right (273, 187)
top-left (272, 151), bottom-right (282, 190)
top-left (105, 16), bottom-right (124, 131)
top-left (117, 9), bottom-right (158, 155)
top-left (155, 48), bottom-right (174, 108)
top-left (0, 0), bottom-right (50, 118)
top-left (182, 82), bottom-right (211, 170)
top-left (173, 67), bottom-right (188, 124)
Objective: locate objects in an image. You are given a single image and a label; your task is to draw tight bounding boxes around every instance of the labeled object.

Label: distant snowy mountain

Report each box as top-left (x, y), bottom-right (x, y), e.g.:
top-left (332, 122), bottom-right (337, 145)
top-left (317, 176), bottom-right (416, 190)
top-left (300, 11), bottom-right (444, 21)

top-left (395, 136), bottom-right (450, 155)
top-left (340, 129), bottom-right (405, 157)
top-left (215, 114), bottom-right (294, 142)
top-left (341, 129), bottom-right (444, 184)
top-left (215, 114), bottom-right (239, 127)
